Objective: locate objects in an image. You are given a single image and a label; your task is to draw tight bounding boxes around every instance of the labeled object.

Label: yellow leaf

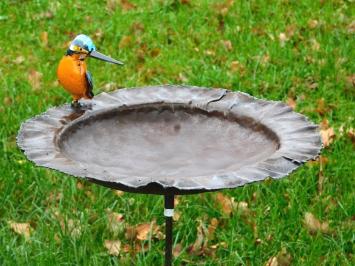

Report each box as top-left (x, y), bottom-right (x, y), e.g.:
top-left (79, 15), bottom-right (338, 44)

top-left (8, 221), bottom-right (32, 240)
top-left (28, 70), bottom-right (42, 91)
top-left (286, 97), bottom-right (296, 110)
top-left (40, 31), bottom-right (48, 47)
top-left (304, 212), bottom-right (330, 234)
top-left (265, 247), bottom-right (292, 266)
top-left (119, 35), bottom-right (132, 49)
top-left (320, 127), bottom-right (335, 147)
top-left (104, 240), bottom-right (121, 256)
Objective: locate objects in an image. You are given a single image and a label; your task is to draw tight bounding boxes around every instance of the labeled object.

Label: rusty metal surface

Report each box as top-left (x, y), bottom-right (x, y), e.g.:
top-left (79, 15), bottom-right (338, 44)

top-left (17, 85), bottom-right (322, 194)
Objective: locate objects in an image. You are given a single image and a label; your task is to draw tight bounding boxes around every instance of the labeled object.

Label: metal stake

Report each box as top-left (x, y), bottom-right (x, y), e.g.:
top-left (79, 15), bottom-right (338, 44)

top-left (164, 194), bottom-right (174, 266)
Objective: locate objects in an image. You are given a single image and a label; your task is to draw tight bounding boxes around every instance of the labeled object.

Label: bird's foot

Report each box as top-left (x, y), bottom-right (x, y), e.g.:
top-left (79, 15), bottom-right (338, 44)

top-left (71, 100), bottom-right (82, 109)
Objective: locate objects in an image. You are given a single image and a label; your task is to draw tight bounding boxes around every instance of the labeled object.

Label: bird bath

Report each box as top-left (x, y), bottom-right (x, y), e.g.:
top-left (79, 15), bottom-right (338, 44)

top-left (17, 85), bottom-right (322, 265)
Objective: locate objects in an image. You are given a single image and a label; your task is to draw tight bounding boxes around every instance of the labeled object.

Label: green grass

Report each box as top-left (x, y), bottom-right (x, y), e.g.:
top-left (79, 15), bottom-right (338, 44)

top-left (0, 0), bottom-right (354, 265)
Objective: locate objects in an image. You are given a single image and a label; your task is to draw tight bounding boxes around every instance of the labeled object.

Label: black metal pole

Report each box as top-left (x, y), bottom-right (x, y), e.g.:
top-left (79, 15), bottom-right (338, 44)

top-left (164, 194), bottom-right (174, 266)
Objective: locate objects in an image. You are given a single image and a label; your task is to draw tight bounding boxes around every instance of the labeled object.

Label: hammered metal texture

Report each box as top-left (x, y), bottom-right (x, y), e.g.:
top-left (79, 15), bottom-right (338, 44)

top-left (17, 85), bottom-right (322, 194)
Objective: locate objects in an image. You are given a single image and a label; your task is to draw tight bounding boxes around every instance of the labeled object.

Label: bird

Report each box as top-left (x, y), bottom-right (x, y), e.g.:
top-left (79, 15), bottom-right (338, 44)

top-left (57, 34), bottom-right (123, 108)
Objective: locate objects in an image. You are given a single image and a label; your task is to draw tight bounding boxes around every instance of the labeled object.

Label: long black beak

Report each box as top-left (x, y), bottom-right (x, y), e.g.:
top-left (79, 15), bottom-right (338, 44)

top-left (89, 50), bottom-right (124, 65)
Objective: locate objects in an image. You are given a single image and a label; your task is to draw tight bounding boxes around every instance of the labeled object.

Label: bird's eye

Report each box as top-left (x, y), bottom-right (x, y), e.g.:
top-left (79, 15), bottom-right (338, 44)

top-left (80, 48), bottom-right (82, 51)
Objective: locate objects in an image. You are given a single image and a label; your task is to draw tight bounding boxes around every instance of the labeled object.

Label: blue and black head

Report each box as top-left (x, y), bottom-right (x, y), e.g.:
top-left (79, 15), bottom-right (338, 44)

top-left (67, 34), bottom-right (123, 65)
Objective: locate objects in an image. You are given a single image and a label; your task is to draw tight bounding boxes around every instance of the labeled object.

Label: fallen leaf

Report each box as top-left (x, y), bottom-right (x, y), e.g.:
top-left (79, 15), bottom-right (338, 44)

top-left (310, 38), bottom-right (320, 51)
top-left (265, 247), bottom-right (292, 266)
top-left (114, 189), bottom-right (124, 196)
top-left (204, 49), bottom-right (215, 56)
top-left (347, 128), bottom-right (355, 145)
top-left (315, 98), bottom-right (330, 115)
top-left (230, 60), bottom-right (246, 75)
top-left (304, 212), bottom-right (330, 234)
top-left (215, 0), bottom-right (234, 16)
top-left (3, 96), bottom-right (12, 106)
top-left (177, 73), bottom-right (188, 83)
top-left (173, 243), bottom-right (183, 257)
top-left (286, 97), bottom-right (296, 110)
top-left (150, 47), bottom-right (161, 57)
top-left (347, 20), bottom-right (355, 34)
top-left (345, 74), bottom-right (355, 88)
top-left (106, 210), bottom-right (125, 234)
top-left (104, 240), bottom-right (121, 256)
top-left (135, 220), bottom-right (163, 241)
top-left (34, 11), bottom-right (54, 20)
top-left (8, 221), bottom-right (32, 240)
top-left (308, 19), bottom-right (319, 29)
top-left (65, 219), bottom-right (82, 238)
top-left (221, 40), bottom-right (233, 51)
top-left (189, 220), bottom-right (208, 255)
top-left (207, 218), bottom-right (218, 240)
top-left (103, 82), bottom-right (118, 92)
top-left (14, 56), bottom-right (25, 65)
top-left (120, 0), bottom-right (136, 11)
top-left (279, 33), bottom-right (288, 47)
top-left (119, 35), bottom-right (132, 48)
top-left (216, 192), bottom-right (233, 215)
top-left (320, 127), bottom-right (335, 147)
top-left (28, 70), bottom-right (42, 91)
top-left (173, 211), bottom-right (181, 221)
top-left (40, 31), bottom-right (48, 47)
top-left (125, 225), bottom-right (137, 240)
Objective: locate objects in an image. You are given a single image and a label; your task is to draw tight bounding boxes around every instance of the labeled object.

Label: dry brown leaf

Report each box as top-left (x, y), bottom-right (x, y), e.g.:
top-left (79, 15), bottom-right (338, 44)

top-left (40, 31), bottom-right (48, 47)
top-left (279, 33), bottom-right (288, 47)
top-left (120, 0), bottom-right (136, 11)
top-left (315, 98), bottom-right (330, 115)
top-left (207, 218), bottom-right (218, 240)
top-left (173, 211), bottom-right (181, 221)
top-left (304, 212), bottom-right (330, 234)
top-left (204, 50), bottom-right (215, 56)
top-left (345, 74), bottom-right (355, 89)
top-left (3, 96), bottom-right (12, 106)
top-left (136, 223), bottom-right (151, 240)
top-left (28, 70), bottom-right (42, 90)
top-left (286, 97), bottom-right (296, 110)
top-left (125, 225), bottom-right (137, 240)
top-left (320, 127), bottom-right (335, 147)
top-left (135, 220), bottom-right (163, 241)
top-left (347, 21), bottom-right (355, 34)
top-left (347, 128), bottom-right (355, 145)
top-left (119, 35), bottom-right (132, 49)
top-left (173, 243), bottom-right (183, 257)
top-left (230, 60), bottom-right (245, 75)
top-left (104, 240), bottom-right (121, 256)
top-left (8, 221), bottom-right (32, 240)
top-left (189, 220), bottom-right (208, 255)
top-left (150, 48), bottom-right (161, 57)
top-left (114, 190), bottom-right (124, 196)
top-left (106, 210), bottom-right (125, 234)
top-left (177, 73), bottom-right (188, 83)
top-left (14, 56), bottom-right (25, 65)
top-left (265, 247), bottom-right (292, 266)
top-left (215, 0), bottom-right (234, 16)
top-left (216, 192), bottom-right (233, 215)
top-left (310, 38), bottom-right (320, 51)
top-left (221, 40), bottom-right (233, 51)
top-left (308, 19), bottom-right (319, 29)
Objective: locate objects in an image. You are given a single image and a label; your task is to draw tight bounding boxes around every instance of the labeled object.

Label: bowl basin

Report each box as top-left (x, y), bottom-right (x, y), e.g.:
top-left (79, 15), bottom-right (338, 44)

top-left (17, 86), bottom-right (321, 194)
top-left (59, 104), bottom-right (280, 179)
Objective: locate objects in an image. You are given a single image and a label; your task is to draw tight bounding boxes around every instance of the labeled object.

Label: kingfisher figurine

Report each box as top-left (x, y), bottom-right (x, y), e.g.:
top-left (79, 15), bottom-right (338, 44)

top-left (57, 34), bottom-right (123, 108)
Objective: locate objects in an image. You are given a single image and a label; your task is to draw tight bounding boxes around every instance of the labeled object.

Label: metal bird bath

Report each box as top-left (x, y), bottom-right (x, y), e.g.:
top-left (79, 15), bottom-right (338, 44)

top-left (17, 85), bottom-right (321, 265)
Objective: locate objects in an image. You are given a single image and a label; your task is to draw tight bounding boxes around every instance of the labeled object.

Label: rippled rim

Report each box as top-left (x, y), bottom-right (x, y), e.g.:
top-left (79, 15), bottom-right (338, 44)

top-left (17, 85), bottom-right (322, 192)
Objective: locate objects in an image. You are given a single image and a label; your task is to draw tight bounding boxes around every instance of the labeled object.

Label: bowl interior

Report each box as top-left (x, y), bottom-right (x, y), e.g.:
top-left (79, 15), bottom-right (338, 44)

top-left (58, 104), bottom-right (280, 178)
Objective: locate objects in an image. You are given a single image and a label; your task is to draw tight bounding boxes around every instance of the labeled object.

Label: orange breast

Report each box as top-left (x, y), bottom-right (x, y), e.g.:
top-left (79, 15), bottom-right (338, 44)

top-left (57, 55), bottom-right (89, 101)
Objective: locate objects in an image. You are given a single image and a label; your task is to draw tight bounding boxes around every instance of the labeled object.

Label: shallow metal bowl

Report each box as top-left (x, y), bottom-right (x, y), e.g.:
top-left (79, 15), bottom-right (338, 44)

top-left (17, 85), bottom-right (321, 194)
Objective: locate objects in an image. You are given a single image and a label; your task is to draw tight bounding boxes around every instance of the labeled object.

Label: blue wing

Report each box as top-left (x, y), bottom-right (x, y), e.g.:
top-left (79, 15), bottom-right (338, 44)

top-left (85, 71), bottom-right (94, 98)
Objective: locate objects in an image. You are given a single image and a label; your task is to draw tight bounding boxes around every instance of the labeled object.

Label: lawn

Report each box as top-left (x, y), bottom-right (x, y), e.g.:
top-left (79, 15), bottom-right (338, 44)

top-left (0, 0), bottom-right (354, 265)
